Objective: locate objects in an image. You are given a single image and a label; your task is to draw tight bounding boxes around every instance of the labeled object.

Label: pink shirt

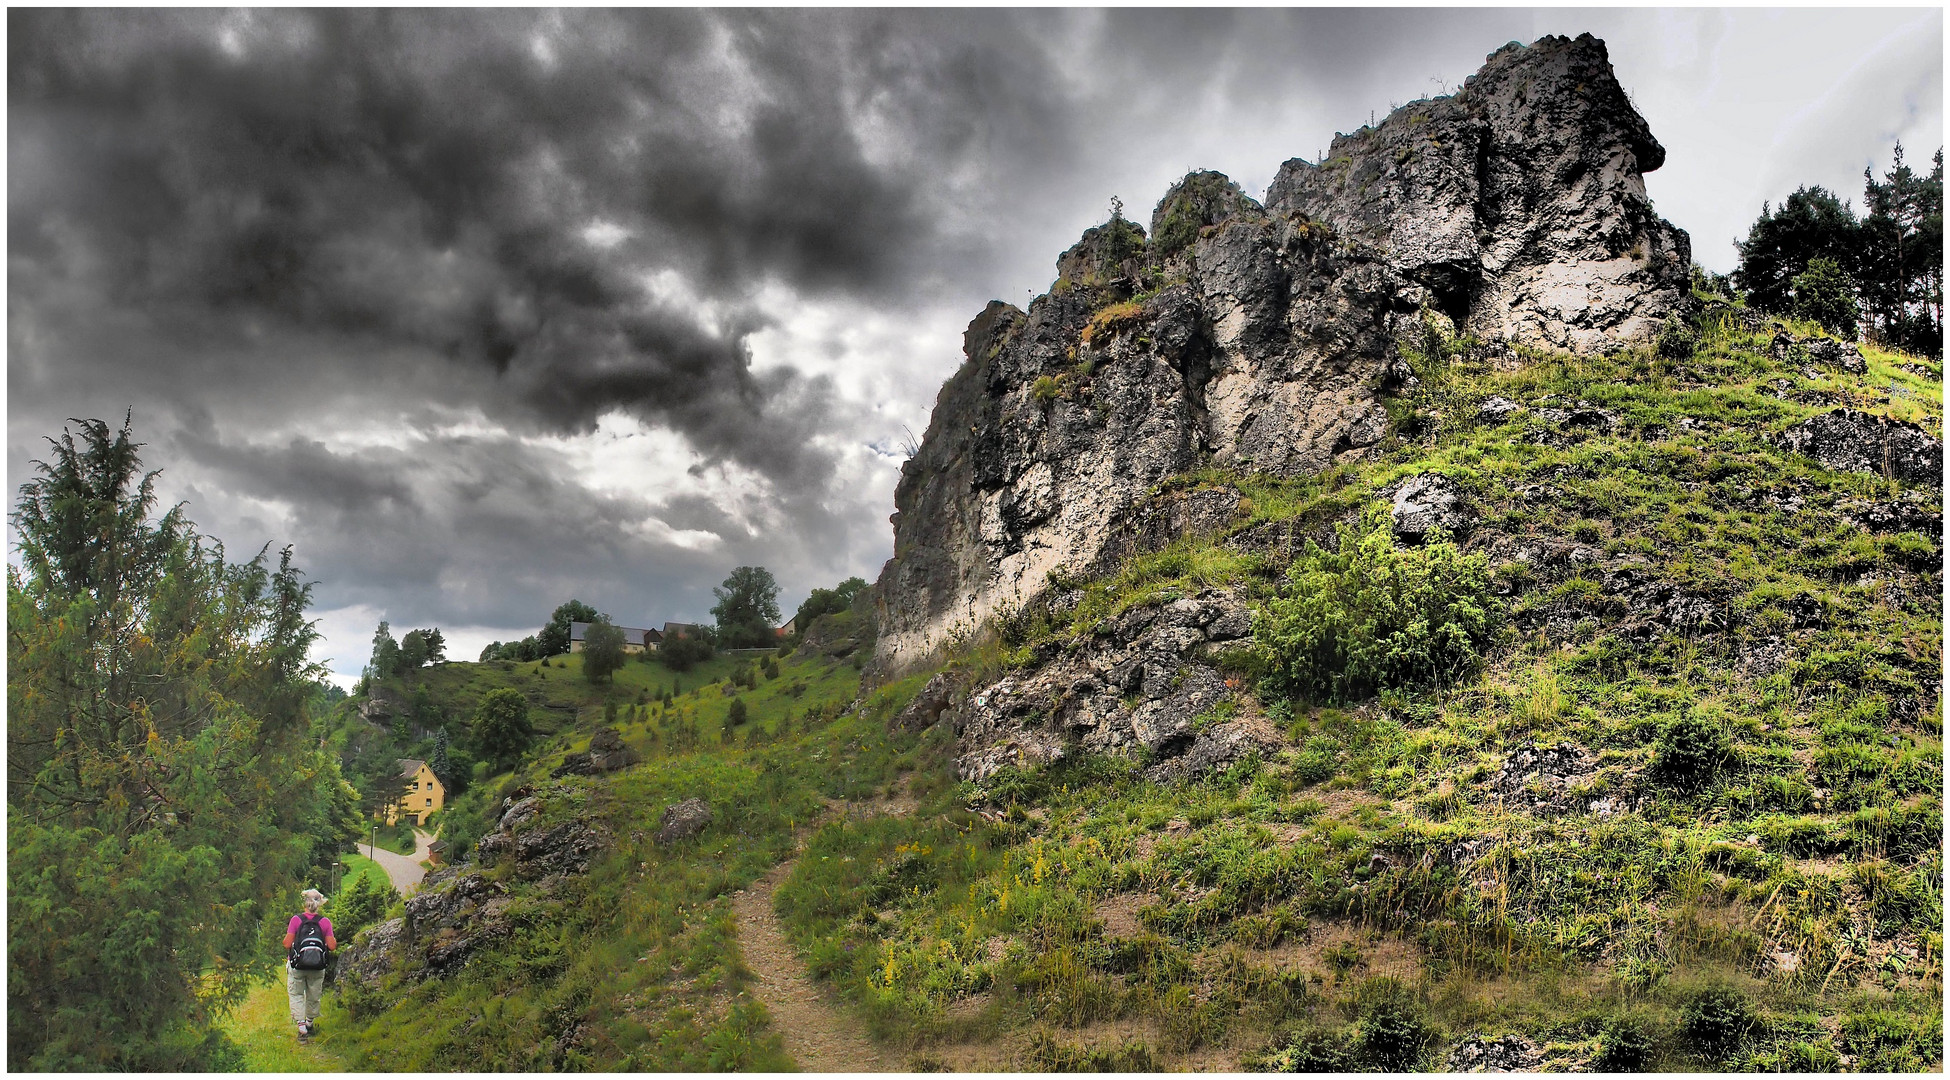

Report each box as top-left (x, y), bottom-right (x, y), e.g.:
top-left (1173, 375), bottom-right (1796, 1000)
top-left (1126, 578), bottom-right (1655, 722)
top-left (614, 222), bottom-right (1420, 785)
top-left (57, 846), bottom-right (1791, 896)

top-left (288, 914), bottom-right (334, 939)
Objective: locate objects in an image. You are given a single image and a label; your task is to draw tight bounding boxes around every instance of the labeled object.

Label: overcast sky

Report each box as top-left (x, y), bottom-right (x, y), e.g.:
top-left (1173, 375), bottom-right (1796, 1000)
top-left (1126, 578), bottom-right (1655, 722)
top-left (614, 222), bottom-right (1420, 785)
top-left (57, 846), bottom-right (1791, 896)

top-left (9, 8), bottom-right (1941, 686)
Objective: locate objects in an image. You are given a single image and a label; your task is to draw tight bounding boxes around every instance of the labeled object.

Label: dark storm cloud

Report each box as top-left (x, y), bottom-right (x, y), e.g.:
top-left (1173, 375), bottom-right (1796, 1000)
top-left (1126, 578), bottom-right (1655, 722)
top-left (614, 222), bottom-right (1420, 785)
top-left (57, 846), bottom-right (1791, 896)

top-left (166, 424), bottom-right (733, 626)
top-left (8, 8), bottom-right (1072, 482)
top-left (12, 9), bottom-right (1936, 680)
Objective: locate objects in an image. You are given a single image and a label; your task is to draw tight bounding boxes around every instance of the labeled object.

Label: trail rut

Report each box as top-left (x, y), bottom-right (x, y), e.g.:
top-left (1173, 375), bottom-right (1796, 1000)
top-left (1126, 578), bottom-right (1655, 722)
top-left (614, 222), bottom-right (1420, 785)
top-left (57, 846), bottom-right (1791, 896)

top-left (729, 794), bottom-right (913, 1072)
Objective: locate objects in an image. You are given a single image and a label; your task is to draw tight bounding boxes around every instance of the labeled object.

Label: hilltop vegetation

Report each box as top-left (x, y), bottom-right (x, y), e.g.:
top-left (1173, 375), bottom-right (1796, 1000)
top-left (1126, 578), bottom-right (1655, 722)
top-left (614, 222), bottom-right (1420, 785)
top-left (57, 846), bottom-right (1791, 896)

top-left (298, 294), bottom-right (1941, 1072)
top-left (763, 302), bottom-right (1941, 1070)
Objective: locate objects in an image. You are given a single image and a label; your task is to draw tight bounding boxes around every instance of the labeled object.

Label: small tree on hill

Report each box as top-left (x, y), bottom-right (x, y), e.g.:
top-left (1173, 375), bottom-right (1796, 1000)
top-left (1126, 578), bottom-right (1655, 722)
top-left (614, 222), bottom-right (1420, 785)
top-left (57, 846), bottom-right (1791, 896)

top-left (398, 628), bottom-right (429, 673)
top-left (537, 600), bottom-right (603, 657)
top-left (660, 628), bottom-right (714, 672)
top-left (1791, 256), bottom-right (1860, 338)
top-left (712, 566), bottom-right (781, 648)
top-left (792, 575), bottom-right (868, 635)
top-left (367, 621), bottom-right (401, 682)
top-left (582, 619), bottom-right (626, 684)
top-left (473, 687), bottom-right (533, 773)
top-left (726, 698), bottom-right (748, 727)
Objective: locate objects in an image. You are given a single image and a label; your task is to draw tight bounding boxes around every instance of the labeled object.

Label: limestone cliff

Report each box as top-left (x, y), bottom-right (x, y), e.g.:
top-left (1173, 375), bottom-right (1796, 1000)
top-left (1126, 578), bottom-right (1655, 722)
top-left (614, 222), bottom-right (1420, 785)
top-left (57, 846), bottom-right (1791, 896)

top-left (866, 34), bottom-right (1690, 682)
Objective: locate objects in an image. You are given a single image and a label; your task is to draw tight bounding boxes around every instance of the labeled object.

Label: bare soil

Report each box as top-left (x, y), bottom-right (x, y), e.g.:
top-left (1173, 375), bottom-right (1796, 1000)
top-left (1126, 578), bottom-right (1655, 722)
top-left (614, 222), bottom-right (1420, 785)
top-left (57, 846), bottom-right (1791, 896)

top-left (729, 777), bottom-right (920, 1072)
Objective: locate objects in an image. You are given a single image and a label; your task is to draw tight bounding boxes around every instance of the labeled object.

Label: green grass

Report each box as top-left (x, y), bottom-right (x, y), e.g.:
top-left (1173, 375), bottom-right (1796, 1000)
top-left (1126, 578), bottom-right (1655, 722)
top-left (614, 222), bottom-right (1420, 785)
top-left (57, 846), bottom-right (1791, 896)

top-left (318, 308), bottom-right (1940, 1071)
top-left (759, 312), bottom-right (1943, 1069)
top-left (323, 650), bottom-right (936, 1070)
top-left (214, 978), bottom-right (345, 1072)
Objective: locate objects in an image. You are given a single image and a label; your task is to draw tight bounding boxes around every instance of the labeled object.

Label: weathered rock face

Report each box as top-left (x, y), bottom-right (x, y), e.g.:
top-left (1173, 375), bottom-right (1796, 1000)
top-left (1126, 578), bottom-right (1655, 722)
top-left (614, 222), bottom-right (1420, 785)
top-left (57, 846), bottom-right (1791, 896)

top-left (1267, 33), bottom-right (1690, 352)
top-left (866, 34), bottom-right (1691, 683)
top-left (1777, 409), bottom-right (1943, 487)
top-left (920, 588), bottom-right (1270, 785)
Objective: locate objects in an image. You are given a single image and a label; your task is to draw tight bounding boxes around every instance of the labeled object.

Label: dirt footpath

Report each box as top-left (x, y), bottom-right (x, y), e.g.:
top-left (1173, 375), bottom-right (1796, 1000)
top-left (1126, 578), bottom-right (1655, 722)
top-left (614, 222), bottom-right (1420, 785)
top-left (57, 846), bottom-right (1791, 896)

top-left (729, 791), bottom-right (922, 1072)
top-left (730, 856), bottom-right (894, 1072)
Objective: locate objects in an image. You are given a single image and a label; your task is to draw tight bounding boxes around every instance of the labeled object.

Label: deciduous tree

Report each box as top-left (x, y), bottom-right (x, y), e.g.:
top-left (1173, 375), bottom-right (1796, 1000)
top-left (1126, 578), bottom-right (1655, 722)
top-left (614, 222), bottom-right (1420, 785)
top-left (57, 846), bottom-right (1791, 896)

top-left (582, 619), bottom-right (627, 683)
top-left (712, 566), bottom-right (781, 648)
top-left (472, 687), bottom-right (534, 772)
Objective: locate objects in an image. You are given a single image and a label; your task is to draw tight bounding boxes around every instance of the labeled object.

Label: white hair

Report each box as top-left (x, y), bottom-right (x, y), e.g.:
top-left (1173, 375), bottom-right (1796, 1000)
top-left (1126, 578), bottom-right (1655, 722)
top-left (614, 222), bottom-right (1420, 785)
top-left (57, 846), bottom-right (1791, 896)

top-left (301, 888), bottom-right (327, 914)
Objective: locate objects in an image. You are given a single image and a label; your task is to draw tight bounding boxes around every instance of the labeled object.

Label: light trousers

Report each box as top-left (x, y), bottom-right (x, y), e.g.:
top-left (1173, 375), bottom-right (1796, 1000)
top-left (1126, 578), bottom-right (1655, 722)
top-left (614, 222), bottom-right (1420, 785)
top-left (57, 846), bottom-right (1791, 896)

top-left (286, 962), bottom-right (325, 1023)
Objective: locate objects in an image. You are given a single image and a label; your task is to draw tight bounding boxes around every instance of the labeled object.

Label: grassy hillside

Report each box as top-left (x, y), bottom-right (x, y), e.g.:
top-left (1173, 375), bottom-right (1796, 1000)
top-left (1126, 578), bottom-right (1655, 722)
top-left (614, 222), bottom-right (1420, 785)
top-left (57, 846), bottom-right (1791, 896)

top-left (760, 308), bottom-right (1942, 1070)
top-left (319, 640), bottom-right (942, 1070)
top-left (315, 304), bottom-right (1939, 1071)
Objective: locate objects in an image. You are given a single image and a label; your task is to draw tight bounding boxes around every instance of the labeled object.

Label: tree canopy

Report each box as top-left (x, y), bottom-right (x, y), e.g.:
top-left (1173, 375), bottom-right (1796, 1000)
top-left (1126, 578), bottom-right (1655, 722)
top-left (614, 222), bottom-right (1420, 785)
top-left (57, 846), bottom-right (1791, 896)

top-left (792, 575), bottom-right (869, 634)
top-left (582, 619), bottom-right (627, 683)
top-left (538, 599), bottom-right (603, 657)
top-left (8, 417), bottom-right (358, 1069)
top-left (1734, 146), bottom-right (1942, 353)
top-left (473, 687), bottom-right (534, 772)
top-left (712, 566), bottom-right (781, 648)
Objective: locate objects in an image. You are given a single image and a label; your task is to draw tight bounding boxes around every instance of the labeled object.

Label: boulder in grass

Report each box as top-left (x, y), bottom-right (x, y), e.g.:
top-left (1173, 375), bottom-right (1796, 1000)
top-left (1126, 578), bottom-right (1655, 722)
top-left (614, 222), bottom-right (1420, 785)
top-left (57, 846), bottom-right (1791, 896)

top-left (1777, 408), bottom-right (1942, 487)
top-left (656, 797), bottom-right (714, 844)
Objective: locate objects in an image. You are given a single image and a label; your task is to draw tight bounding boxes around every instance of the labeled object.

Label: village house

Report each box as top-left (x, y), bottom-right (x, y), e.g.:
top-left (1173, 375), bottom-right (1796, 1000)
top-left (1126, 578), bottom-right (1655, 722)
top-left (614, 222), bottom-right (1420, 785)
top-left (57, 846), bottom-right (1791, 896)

top-left (568, 621), bottom-right (662, 654)
top-left (386, 758), bottom-right (446, 827)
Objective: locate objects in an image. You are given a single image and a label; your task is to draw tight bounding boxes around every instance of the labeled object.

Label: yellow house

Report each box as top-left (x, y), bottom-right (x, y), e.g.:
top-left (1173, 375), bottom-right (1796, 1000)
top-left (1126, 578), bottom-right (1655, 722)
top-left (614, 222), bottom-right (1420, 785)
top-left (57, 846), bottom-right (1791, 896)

top-left (385, 758), bottom-right (445, 826)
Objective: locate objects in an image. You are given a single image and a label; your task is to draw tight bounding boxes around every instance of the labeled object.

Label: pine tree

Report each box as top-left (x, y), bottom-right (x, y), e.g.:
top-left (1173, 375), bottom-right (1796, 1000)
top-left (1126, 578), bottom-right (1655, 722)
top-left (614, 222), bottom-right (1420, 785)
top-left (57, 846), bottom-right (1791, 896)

top-left (8, 417), bottom-right (357, 1069)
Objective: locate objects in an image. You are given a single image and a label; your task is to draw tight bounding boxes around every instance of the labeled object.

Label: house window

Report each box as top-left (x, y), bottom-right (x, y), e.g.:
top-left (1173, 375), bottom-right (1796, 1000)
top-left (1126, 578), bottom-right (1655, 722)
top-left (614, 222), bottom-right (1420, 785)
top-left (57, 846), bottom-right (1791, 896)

top-left (426, 797), bottom-right (434, 807)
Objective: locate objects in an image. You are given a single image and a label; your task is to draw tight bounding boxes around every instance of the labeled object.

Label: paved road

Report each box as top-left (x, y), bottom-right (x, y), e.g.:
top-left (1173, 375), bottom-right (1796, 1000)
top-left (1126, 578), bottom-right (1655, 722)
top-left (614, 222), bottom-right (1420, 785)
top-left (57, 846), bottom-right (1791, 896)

top-left (363, 828), bottom-right (436, 895)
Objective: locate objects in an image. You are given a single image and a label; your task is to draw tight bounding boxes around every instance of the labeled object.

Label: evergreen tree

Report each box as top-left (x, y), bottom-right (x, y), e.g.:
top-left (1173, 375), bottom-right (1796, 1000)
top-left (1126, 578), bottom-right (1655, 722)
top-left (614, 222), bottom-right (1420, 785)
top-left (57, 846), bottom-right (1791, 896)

top-left (1859, 143), bottom-right (1944, 355)
top-left (1734, 185), bottom-right (1859, 314)
top-left (1790, 257), bottom-right (1860, 338)
top-left (8, 417), bottom-right (356, 1069)
top-left (367, 621), bottom-right (401, 682)
top-left (431, 728), bottom-right (452, 786)
top-left (424, 626), bottom-right (446, 665)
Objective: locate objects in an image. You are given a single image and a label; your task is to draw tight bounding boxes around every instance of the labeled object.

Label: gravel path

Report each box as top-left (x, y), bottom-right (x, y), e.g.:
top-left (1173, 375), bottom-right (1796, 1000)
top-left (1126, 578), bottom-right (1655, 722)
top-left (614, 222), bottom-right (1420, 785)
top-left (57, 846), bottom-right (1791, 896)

top-left (363, 828), bottom-right (436, 895)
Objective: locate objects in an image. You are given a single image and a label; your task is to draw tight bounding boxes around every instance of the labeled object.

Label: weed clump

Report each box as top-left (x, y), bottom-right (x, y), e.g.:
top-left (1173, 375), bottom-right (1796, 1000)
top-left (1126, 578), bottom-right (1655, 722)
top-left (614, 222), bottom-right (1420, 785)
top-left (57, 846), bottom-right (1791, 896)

top-left (1025, 1029), bottom-right (1160, 1072)
top-left (1351, 979), bottom-right (1439, 1070)
top-left (1590, 1012), bottom-right (1658, 1070)
top-left (1657, 313), bottom-right (1698, 359)
top-left (1679, 983), bottom-right (1759, 1059)
top-left (1250, 1025), bottom-right (1355, 1072)
top-left (1654, 707), bottom-right (1734, 785)
top-left (1255, 505), bottom-right (1497, 704)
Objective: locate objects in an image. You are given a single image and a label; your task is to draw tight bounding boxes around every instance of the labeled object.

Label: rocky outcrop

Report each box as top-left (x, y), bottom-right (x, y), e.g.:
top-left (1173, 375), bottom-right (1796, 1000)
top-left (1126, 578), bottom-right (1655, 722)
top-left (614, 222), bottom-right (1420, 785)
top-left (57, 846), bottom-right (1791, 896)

top-left (552, 726), bottom-right (637, 777)
top-left (866, 35), bottom-right (1690, 682)
top-left (1771, 330), bottom-right (1867, 375)
top-left (1390, 473), bottom-right (1471, 541)
top-left (339, 793), bottom-right (607, 986)
top-left (655, 798), bottom-right (713, 844)
top-left (1267, 34), bottom-right (1690, 352)
top-left (336, 916), bottom-right (408, 988)
top-left (1447, 1034), bottom-right (1546, 1072)
top-left (1777, 409), bottom-right (1942, 486)
top-left (914, 589), bottom-right (1268, 784)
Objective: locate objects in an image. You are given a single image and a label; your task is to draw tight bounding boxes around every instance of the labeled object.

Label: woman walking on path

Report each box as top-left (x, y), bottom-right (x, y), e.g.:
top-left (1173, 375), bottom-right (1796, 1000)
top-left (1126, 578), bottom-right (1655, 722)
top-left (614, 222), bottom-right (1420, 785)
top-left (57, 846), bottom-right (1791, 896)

top-left (283, 888), bottom-right (337, 1040)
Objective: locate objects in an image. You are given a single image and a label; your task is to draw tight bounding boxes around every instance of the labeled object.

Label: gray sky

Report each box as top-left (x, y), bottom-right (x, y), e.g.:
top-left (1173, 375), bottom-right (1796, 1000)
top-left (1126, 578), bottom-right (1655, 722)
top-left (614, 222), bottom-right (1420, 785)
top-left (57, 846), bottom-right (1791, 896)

top-left (9, 9), bottom-right (1941, 686)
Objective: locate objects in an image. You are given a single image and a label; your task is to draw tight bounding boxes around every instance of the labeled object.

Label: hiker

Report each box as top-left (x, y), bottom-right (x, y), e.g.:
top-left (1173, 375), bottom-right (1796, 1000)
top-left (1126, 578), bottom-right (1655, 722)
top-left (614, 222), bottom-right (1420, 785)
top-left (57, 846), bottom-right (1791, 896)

top-left (283, 888), bottom-right (337, 1039)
